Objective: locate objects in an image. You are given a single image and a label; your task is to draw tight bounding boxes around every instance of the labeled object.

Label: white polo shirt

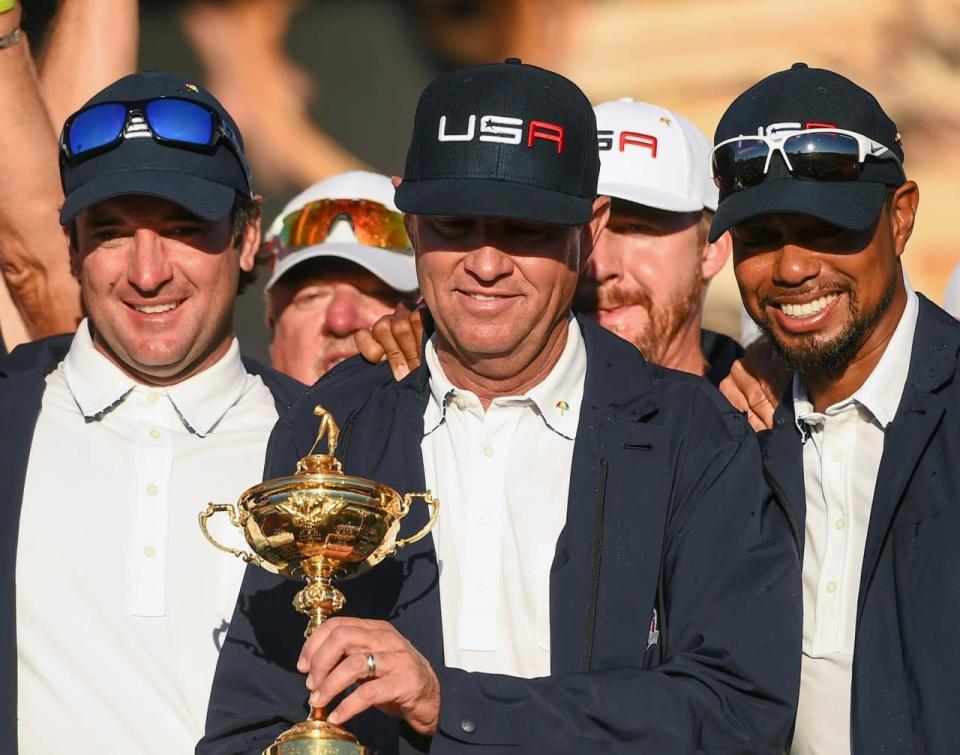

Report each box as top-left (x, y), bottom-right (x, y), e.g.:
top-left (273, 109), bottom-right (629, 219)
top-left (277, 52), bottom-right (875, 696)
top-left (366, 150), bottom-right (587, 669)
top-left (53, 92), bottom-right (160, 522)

top-left (790, 285), bottom-right (919, 755)
top-left (421, 316), bottom-right (586, 679)
top-left (16, 320), bottom-right (279, 754)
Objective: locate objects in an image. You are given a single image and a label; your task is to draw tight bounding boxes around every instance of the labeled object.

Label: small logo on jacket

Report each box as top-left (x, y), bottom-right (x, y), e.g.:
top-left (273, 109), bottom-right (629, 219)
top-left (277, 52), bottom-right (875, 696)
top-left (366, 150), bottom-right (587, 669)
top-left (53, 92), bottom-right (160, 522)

top-left (647, 608), bottom-right (660, 649)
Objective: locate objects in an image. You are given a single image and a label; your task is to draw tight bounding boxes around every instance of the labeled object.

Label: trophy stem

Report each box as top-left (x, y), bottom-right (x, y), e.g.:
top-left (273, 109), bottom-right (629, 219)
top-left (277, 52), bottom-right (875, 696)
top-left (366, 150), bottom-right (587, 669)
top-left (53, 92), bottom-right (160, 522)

top-left (294, 556), bottom-right (347, 638)
top-left (267, 555), bottom-right (365, 754)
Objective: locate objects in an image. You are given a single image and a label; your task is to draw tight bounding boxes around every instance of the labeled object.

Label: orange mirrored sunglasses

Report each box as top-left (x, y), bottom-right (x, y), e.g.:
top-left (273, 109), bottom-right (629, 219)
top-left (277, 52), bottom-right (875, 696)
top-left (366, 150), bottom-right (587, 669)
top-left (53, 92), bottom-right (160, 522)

top-left (268, 199), bottom-right (411, 262)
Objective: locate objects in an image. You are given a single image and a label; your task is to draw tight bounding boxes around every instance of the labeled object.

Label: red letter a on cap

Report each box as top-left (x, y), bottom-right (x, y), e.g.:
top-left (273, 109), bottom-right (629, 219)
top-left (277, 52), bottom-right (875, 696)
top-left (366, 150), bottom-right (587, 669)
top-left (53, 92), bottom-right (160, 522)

top-left (527, 121), bottom-right (565, 154)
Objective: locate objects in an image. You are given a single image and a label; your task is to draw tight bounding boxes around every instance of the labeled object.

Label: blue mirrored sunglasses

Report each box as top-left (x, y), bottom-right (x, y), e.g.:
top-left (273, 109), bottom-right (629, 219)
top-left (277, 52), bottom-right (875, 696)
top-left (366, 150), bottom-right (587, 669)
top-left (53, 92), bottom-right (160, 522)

top-left (60, 97), bottom-right (246, 169)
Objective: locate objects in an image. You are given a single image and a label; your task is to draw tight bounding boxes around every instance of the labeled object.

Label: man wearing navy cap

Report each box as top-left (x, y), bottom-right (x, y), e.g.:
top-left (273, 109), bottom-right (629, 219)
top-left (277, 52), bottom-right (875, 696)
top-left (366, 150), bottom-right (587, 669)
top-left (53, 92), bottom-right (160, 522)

top-left (0, 72), bottom-right (301, 754)
top-left (202, 60), bottom-right (799, 755)
top-left (711, 63), bottom-right (960, 753)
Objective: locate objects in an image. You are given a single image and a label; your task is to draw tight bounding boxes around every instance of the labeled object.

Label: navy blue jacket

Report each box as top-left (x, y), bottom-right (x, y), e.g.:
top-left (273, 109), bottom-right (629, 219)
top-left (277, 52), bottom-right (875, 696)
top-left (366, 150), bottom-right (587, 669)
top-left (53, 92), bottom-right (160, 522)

top-left (761, 295), bottom-right (960, 754)
top-left (0, 333), bottom-right (304, 755)
top-left (200, 315), bottom-right (801, 754)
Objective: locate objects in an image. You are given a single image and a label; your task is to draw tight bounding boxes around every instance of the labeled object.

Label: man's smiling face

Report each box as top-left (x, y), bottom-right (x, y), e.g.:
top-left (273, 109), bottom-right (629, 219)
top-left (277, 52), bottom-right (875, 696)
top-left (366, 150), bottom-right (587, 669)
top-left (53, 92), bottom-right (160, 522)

top-left (71, 194), bottom-right (258, 384)
top-left (732, 194), bottom-right (907, 377)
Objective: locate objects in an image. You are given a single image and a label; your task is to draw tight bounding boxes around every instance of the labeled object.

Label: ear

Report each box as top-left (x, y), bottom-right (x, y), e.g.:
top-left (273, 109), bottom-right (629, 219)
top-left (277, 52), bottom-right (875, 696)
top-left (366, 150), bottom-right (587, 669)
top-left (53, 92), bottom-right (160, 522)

top-left (391, 175), bottom-right (403, 189)
top-left (701, 228), bottom-right (732, 283)
top-left (579, 195), bottom-right (611, 271)
top-left (238, 197), bottom-right (263, 272)
top-left (889, 181), bottom-right (919, 258)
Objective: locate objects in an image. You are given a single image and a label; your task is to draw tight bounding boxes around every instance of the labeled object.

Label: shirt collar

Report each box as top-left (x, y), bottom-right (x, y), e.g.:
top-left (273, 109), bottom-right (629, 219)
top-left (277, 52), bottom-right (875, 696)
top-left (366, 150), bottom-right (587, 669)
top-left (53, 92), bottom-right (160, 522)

top-left (423, 314), bottom-right (587, 440)
top-left (793, 275), bottom-right (920, 430)
top-left (63, 319), bottom-right (137, 418)
top-left (524, 316), bottom-right (586, 439)
top-left (63, 318), bottom-right (250, 436)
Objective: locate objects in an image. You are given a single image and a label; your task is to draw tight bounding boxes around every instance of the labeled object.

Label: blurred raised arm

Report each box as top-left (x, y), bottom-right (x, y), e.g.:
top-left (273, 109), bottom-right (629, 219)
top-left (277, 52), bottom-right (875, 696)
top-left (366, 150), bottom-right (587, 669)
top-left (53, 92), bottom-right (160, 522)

top-left (0, 1), bottom-right (80, 345)
top-left (37, 0), bottom-right (139, 131)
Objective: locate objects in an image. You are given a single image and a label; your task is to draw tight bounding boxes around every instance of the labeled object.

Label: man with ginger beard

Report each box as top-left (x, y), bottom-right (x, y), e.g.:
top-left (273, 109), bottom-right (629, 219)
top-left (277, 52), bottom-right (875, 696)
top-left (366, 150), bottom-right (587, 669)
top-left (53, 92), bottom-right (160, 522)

top-left (359, 99), bottom-right (742, 386)
top-left (576, 98), bottom-right (739, 385)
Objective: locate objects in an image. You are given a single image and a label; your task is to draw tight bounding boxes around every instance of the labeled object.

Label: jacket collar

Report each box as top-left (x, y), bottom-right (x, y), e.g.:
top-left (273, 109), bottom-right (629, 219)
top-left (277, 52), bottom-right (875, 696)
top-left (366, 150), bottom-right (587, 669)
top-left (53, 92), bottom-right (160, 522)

top-left (761, 294), bottom-right (960, 562)
top-left (368, 312), bottom-right (662, 675)
top-left (857, 294), bottom-right (959, 614)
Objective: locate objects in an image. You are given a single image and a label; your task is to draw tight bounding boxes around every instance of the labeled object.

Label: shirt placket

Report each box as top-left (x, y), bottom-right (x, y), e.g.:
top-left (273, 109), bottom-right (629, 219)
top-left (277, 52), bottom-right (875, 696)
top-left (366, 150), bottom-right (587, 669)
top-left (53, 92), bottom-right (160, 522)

top-left (456, 402), bottom-right (514, 653)
top-left (811, 412), bottom-right (850, 654)
top-left (128, 389), bottom-right (174, 617)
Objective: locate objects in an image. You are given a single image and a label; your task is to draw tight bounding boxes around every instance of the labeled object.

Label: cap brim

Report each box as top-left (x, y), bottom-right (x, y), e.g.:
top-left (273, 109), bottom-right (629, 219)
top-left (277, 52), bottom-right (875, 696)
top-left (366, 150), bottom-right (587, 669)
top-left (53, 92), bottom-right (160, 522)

top-left (395, 178), bottom-right (593, 226)
top-left (265, 242), bottom-right (419, 293)
top-left (709, 179), bottom-right (888, 243)
top-left (60, 170), bottom-right (237, 224)
top-left (598, 181), bottom-right (705, 213)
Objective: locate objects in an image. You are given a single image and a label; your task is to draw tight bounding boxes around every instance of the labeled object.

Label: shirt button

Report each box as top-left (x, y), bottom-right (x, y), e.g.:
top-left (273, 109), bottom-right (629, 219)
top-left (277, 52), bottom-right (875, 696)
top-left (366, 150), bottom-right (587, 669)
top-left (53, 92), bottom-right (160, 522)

top-left (144, 546), bottom-right (157, 558)
top-left (826, 581), bottom-right (838, 594)
top-left (482, 444), bottom-right (494, 458)
top-left (475, 580), bottom-right (487, 592)
top-left (477, 512), bottom-right (488, 524)
top-left (149, 428), bottom-right (162, 439)
top-left (835, 518), bottom-right (846, 530)
top-left (147, 392), bottom-right (161, 405)
top-left (460, 719), bottom-right (476, 734)
top-left (454, 396), bottom-right (468, 410)
top-left (146, 484), bottom-right (159, 496)
top-left (831, 449), bottom-right (843, 462)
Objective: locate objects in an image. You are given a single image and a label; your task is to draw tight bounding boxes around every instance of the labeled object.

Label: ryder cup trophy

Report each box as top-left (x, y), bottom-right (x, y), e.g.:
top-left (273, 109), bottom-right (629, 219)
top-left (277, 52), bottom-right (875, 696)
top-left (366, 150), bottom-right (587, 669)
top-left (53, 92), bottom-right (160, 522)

top-left (199, 405), bottom-right (439, 755)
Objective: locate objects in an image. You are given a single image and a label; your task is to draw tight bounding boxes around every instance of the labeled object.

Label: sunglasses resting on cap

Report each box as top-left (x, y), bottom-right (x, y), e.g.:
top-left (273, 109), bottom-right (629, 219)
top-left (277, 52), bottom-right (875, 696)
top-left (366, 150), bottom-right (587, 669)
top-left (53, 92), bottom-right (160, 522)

top-left (710, 127), bottom-right (904, 194)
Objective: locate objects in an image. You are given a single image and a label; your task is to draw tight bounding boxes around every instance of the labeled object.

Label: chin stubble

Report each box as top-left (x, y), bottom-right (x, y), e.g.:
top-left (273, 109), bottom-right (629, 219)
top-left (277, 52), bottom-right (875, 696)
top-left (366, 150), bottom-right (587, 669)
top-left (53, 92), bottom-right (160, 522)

top-left (757, 274), bottom-right (897, 380)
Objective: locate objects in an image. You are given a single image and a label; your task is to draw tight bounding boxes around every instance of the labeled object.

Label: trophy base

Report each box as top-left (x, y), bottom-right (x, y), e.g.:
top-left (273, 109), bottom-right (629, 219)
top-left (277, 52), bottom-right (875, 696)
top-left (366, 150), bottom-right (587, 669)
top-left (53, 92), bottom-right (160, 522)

top-left (264, 718), bottom-right (370, 755)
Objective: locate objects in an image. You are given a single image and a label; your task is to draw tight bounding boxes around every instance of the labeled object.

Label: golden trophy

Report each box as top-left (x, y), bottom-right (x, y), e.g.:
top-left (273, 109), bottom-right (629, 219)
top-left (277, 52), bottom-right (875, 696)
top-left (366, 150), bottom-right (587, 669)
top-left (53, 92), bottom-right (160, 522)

top-left (199, 405), bottom-right (439, 755)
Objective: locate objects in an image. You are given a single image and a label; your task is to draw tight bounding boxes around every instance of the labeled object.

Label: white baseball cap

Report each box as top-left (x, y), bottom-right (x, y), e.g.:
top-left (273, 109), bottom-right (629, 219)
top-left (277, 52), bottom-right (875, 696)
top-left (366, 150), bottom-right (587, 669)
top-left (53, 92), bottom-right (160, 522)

top-left (264, 170), bottom-right (419, 293)
top-left (593, 98), bottom-right (718, 213)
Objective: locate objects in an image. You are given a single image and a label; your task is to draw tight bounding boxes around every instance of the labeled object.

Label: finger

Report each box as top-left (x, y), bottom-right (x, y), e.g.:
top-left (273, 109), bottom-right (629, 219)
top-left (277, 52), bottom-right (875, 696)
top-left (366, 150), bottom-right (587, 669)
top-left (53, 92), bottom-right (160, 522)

top-left (298, 617), bottom-right (392, 672)
top-left (311, 650), bottom-right (381, 709)
top-left (752, 396), bottom-right (777, 430)
top-left (303, 623), bottom-right (404, 686)
top-left (326, 676), bottom-right (397, 726)
top-left (392, 315), bottom-right (422, 373)
top-left (354, 329), bottom-right (386, 364)
top-left (745, 409), bottom-right (771, 433)
top-left (369, 317), bottom-right (409, 380)
top-left (719, 372), bottom-right (751, 414)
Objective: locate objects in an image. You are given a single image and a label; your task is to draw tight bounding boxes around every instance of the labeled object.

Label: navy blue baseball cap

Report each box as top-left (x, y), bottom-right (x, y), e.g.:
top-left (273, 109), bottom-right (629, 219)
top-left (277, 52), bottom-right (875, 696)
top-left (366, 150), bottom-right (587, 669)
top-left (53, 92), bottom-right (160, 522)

top-left (395, 59), bottom-right (600, 226)
top-left (709, 63), bottom-right (907, 242)
top-left (59, 71), bottom-right (252, 225)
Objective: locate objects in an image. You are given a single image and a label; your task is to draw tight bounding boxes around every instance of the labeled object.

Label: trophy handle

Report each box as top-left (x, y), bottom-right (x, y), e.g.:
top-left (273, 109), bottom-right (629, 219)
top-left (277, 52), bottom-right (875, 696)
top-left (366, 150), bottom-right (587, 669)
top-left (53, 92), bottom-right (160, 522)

top-left (394, 492), bottom-right (440, 551)
top-left (198, 503), bottom-right (268, 569)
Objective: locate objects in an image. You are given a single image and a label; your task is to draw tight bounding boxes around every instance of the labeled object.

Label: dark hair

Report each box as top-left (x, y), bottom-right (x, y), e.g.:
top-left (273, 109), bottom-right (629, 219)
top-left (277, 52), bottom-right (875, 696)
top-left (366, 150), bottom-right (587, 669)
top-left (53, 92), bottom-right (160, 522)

top-left (233, 192), bottom-right (264, 295)
top-left (68, 192), bottom-right (264, 295)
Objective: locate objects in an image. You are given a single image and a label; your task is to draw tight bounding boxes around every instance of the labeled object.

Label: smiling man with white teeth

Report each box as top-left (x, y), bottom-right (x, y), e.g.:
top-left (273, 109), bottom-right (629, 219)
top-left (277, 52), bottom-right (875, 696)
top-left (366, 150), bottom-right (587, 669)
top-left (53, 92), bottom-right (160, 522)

top-left (202, 60), bottom-right (799, 755)
top-left (713, 64), bottom-right (960, 755)
top-left (0, 72), bottom-right (303, 755)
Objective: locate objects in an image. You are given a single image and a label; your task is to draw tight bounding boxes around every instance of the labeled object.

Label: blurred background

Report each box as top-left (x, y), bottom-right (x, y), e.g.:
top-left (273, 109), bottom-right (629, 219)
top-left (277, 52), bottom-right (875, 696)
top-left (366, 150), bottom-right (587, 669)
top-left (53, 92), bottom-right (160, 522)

top-left (25, 0), bottom-right (960, 361)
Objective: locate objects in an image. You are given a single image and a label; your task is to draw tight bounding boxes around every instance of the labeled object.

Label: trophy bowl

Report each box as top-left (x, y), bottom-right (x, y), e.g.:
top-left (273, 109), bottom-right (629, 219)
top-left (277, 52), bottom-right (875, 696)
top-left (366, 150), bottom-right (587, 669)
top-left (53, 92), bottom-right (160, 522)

top-left (200, 405), bottom-right (438, 755)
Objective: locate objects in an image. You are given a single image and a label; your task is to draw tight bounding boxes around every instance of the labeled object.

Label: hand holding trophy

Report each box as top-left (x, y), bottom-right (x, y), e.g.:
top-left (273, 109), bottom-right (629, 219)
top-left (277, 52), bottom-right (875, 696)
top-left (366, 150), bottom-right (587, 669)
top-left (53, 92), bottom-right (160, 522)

top-left (199, 405), bottom-right (439, 755)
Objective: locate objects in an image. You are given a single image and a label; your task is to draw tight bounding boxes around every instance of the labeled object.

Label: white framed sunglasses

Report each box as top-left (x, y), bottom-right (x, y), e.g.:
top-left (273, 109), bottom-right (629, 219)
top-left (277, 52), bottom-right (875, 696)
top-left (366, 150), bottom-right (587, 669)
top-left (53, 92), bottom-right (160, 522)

top-left (710, 127), bottom-right (904, 193)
